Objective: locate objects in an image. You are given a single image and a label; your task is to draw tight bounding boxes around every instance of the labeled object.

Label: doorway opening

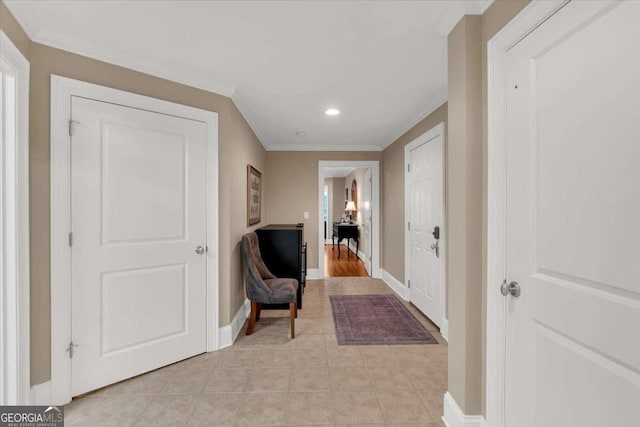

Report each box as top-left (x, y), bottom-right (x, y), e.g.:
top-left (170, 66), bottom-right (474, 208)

top-left (317, 161), bottom-right (380, 278)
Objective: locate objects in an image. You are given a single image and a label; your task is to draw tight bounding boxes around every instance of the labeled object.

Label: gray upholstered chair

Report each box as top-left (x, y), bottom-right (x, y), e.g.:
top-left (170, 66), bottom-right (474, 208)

top-left (241, 232), bottom-right (298, 338)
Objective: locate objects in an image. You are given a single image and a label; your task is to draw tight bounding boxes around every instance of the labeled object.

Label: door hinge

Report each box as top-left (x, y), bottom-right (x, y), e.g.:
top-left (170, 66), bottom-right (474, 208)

top-left (407, 222), bottom-right (411, 231)
top-left (68, 232), bottom-right (73, 247)
top-left (68, 119), bottom-right (79, 136)
top-left (408, 280), bottom-right (411, 289)
top-left (66, 341), bottom-right (78, 358)
top-left (407, 163), bottom-right (411, 172)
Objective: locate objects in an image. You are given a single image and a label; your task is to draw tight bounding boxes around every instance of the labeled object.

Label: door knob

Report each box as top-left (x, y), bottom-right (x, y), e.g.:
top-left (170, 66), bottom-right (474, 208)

top-left (500, 281), bottom-right (521, 297)
top-left (195, 246), bottom-right (205, 255)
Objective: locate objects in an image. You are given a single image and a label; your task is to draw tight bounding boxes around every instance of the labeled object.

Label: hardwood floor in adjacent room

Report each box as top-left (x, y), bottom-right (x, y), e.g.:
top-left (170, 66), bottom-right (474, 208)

top-left (324, 244), bottom-right (369, 277)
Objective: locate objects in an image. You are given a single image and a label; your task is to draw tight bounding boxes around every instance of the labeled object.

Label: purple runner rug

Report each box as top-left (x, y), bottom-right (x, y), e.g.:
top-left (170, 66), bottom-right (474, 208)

top-left (329, 294), bottom-right (438, 345)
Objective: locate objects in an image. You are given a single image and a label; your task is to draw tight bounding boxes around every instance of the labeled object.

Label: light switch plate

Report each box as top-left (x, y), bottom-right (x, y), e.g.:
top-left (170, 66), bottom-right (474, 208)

top-left (303, 211), bottom-right (309, 219)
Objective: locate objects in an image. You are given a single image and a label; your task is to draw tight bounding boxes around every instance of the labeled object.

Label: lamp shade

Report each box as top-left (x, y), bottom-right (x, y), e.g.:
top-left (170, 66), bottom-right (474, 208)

top-left (345, 200), bottom-right (357, 212)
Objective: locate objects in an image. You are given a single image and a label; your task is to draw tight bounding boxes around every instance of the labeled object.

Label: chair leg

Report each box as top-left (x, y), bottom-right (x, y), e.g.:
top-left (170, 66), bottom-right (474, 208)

top-left (255, 303), bottom-right (262, 321)
top-left (289, 302), bottom-right (296, 339)
top-left (246, 302), bottom-right (257, 335)
top-left (294, 303), bottom-right (298, 319)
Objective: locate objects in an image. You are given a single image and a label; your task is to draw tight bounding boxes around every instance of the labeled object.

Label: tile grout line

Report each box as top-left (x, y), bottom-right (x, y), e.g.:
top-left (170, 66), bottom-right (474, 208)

top-left (66, 278), bottom-right (447, 426)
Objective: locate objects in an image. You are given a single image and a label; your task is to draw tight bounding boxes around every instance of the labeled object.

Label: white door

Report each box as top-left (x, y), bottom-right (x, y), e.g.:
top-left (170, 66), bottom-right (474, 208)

top-left (504, 1), bottom-right (640, 425)
top-left (71, 96), bottom-right (208, 396)
top-left (363, 169), bottom-right (372, 274)
top-left (407, 127), bottom-right (444, 327)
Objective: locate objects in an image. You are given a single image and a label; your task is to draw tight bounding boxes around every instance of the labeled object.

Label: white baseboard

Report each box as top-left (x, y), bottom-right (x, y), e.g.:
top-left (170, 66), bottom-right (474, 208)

top-left (348, 241), bottom-right (357, 255)
top-left (442, 392), bottom-right (486, 427)
top-left (306, 268), bottom-right (320, 279)
top-left (441, 318), bottom-right (449, 342)
top-left (30, 381), bottom-right (52, 405)
top-left (218, 299), bottom-right (250, 348)
top-left (347, 242), bottom-right (368, 263)
top-left (381, 269), bottom-right (408, 301)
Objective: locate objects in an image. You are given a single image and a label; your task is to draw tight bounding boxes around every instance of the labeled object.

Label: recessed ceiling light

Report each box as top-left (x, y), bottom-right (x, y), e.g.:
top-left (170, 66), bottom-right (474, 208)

top-left (325, 108), bottom-right (340, 116)
top-left (296, 130), bottom-right (306, 137)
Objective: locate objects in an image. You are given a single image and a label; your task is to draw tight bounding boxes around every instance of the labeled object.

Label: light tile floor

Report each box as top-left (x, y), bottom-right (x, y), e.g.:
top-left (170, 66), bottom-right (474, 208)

top-left (66, 277), bottom-right (447, 426)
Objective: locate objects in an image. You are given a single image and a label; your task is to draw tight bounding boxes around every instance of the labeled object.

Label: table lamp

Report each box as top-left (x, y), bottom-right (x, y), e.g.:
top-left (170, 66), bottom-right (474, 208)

top-left (345, 200), bottom-right (357, 223)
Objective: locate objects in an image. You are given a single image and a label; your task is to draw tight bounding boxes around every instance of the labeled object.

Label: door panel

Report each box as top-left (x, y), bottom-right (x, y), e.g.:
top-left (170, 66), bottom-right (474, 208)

top-left (505, 1), bottom-right (640, 425)
top-left (102, 123), bottom-right (187, 244)
top-left (101, 264), bottom-right (187, 354)
top-left (408, 132), bottom-right (443, 326)
top-left (71, 96), bottom-right (208, 396)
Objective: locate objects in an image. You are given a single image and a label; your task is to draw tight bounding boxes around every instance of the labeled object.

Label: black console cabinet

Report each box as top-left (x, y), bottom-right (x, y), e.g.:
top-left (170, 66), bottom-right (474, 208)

top-left (256, 224), bottom-right (306, 309)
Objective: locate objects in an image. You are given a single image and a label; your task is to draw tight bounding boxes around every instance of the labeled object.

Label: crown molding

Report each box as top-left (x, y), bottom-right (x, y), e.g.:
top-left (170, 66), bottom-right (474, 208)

top-left (4, 2), bottom-right (236, 97)
top-left (35, 28), bottom-right (236, 97)
top-left (4, 0), bottom-right (456, 154)
top-left (380, 95), bottom-right (448, 151)
top-left (2, 1), bottom-right (44, 41)
top-left (266, 143), bottom-right (383, 152)
top-left (437, 0), bottom-right (494, 36)
top-left (267, 144), bottom-right (382, 152)
top-left (465, 0), bottom-right (494, 15)
top-left (231, 91), bottom-right (272, 150)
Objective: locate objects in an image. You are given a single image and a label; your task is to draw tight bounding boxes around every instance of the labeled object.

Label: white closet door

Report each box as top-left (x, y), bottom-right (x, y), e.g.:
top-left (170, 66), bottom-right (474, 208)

top-left (504, 1), bottom-right (640, 425)
top-left (71, 96), bottom-right (208, 396)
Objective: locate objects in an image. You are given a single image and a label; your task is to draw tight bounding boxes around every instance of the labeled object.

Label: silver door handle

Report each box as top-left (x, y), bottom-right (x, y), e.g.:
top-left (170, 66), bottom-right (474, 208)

top-left (500, 281), bottom-right (521, 297)
top-left (195, 246), bottom-right (205, 255)
top-left (430, 241), bottom-right (439, 258)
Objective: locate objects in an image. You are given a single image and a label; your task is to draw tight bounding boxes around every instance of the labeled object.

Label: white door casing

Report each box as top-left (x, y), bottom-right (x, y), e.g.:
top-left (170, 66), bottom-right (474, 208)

top-left (70, 97), bottom-right (208, 396)
top-left (317, 161), bottom-right (381, 279)
top-left (50, 76), bottom-right (219, 404)
top-left (405, 123), bottom-right (445, 327)
top-left (0, 30), bottom-right (30, 405)
top-left (363, 168), bottom-right (372, 274)
top-left (489, 1), bottom-right (640, 426)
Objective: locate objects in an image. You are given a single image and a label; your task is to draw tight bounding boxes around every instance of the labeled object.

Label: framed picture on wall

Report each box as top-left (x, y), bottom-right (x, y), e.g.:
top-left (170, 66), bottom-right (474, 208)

top-left (247, 165), bottom-right (262, 225)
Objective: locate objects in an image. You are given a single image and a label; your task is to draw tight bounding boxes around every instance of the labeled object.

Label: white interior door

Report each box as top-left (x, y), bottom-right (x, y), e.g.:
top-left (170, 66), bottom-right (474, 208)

top-left (363, 168), bottom-right (372, 274)
top-left (71, 96), bottom-right (208, 396)
top-left (504, 1), bottom-right (640, 425)
top-left (407, 130), bottom-right (443, 327)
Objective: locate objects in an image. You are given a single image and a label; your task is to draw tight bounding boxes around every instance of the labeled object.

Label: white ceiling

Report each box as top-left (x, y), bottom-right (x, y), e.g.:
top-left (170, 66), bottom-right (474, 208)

top-left (323, 167), bottom-right (356, 178)
top-left (5, 0), bottom-right (492, 151)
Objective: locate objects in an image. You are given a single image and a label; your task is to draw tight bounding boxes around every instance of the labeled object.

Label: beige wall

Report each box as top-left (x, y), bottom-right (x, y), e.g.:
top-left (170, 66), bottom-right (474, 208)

top-left (323, 177), bottom-right (346, 227)
top-left (265, 152), bottom-right (381, 270)
top-left (343, 167), bottom-right (368, 255)
top-left (447, 15), bottom-right (483, 415)
top-left (381, 104), bottom-right (447, 282)
top-left (331, 177), bottom-right (346, 225)
top-left (446, 0), bottom-right (530, 416)
top-left (1, 3), bottom-right (267, 385)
